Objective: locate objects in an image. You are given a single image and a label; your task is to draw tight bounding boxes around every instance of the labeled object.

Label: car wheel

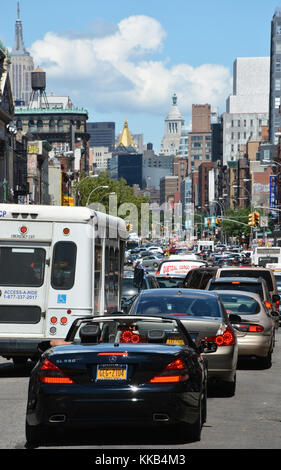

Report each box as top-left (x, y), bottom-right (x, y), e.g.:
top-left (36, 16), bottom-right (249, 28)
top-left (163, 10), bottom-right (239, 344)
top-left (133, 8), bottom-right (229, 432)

top-left (153, 263), bottom-right (158, 268)
top-left (25, 421), bottom-right (44, 448)
top-left (221, 374), bottom-right (236, 397)
top-left (259, 351), bottom-right (272, 369)
top-left (180, 396), bottom-right (203, 442)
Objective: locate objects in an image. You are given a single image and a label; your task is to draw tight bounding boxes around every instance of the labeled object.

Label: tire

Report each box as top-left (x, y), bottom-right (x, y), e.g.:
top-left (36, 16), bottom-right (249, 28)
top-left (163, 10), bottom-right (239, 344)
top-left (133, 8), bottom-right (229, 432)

top-left (25, 421), bottom-right (43, 448)
top-left (180, 396), bottom-right (203, 442)
top-left (259, 351), bottom-right (272, 369)
top-left (153, 263), bottom-right (158, 268)
top-left (220, 374), bottom-right (236, 397)
top-left (13, 357), bottom-right (28, 367)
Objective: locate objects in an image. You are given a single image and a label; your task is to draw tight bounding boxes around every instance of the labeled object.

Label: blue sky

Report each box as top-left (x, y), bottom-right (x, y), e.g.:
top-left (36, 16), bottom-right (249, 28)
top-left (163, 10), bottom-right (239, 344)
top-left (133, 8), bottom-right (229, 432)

top-left (1, 0), bottom-right (280, 151)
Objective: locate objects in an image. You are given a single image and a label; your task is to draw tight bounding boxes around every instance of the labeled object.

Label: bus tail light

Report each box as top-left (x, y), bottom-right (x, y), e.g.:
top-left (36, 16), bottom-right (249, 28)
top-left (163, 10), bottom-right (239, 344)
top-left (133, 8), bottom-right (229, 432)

top-left (39, 359), bottom-right (75, 384)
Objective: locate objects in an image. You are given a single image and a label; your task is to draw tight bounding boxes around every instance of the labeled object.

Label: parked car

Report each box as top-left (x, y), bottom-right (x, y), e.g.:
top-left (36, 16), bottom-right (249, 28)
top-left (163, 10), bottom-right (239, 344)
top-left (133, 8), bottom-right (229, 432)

top-left (213, 290), bottom-right (275, 368)
top-left (26, 315), bottom-right (208, 446)
top-left (129, 289), bottom-right (238, 396)
top-left (205, 277), bottom-right (279, 329)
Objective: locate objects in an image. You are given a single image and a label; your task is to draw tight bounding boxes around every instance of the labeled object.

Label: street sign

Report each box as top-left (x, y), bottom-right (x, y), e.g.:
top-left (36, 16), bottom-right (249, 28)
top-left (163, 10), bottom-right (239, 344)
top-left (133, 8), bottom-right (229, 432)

top-left (260, 216), bottom-right (268, 228)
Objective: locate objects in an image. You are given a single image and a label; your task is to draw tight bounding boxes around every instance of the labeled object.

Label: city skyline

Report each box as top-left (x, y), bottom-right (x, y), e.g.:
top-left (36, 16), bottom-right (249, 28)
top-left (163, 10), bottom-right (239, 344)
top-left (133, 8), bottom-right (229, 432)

top-left (1, 0), bottom-right (280, 151)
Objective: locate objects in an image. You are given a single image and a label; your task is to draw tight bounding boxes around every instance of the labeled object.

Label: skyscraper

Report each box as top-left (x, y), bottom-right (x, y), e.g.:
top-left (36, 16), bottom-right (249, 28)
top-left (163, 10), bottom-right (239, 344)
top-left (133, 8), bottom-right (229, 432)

top-left (269, 8), bottom-right (281, 144)
top-left (9, 1), bottom-right (34, 105)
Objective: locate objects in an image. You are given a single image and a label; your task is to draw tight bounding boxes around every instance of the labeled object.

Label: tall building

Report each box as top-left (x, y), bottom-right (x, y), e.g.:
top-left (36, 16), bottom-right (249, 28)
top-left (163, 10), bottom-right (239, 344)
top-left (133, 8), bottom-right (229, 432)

top-left (188, 104), bottom-right (212, 173)
top-left (9, 1), bottom-right (34, 106)
top-left (160, 93), bottom-right (185, 156)
top-left (87, 122), bottom-right (115, 150)
top-left (223, 57), bottom-right (270, 163)
top-left (269, 8), bottom-right (281, 144)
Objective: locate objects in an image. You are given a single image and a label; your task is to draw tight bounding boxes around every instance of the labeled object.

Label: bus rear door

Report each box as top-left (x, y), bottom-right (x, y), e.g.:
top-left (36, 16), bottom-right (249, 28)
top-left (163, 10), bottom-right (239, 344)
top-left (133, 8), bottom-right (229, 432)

top-left (0, 244), bottom-right (50, 360)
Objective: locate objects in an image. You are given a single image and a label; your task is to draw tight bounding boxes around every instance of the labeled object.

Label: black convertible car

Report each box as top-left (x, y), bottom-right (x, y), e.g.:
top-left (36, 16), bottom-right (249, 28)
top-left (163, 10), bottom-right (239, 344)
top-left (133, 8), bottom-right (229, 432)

top-left (25, 315), bottom-right (208, 446)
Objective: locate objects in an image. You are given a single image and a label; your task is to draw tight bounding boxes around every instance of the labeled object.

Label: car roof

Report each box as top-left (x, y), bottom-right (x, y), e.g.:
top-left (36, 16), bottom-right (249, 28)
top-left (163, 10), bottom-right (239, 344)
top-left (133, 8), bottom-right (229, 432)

top-left (210, 277), bottom-right (264, 283)
top-left (138, 288), bottom-right (219, 298)
top-left (156, 273), bottom-right (187, 278)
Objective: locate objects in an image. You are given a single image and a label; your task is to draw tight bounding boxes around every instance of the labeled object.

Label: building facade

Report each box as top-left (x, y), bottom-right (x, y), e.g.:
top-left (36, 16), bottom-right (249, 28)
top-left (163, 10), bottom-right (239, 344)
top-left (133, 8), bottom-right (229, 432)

top-left (269, 8), bottom-right (281, 144)
top-left (188, 104), bottom-right (212, 173)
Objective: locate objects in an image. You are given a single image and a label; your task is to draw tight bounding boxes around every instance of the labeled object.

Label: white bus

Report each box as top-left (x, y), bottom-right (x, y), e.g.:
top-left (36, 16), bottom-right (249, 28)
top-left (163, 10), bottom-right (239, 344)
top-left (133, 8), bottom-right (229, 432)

top-left (0, 204), bottom-right (127, 365)
top-left (252, 246), bottom-right (281, 267)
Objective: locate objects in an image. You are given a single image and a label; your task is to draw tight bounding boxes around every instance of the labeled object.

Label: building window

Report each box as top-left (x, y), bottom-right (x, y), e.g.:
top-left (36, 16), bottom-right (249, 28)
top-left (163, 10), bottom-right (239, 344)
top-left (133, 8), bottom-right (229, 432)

top-left (37, 120), bottom-right (43, 130)
top-left (49, 119), bottom-right (55, 130)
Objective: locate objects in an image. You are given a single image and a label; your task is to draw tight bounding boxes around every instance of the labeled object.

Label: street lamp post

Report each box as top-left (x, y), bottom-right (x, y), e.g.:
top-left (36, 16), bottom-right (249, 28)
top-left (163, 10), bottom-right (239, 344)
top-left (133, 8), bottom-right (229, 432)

top-left (86, 186), bottom-right (109, 207)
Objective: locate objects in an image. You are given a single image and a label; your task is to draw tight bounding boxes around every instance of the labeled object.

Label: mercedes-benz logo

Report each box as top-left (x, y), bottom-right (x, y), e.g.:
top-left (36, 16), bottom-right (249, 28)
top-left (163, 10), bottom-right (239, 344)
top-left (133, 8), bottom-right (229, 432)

top-left (109, 356), bottom-right (117, 363)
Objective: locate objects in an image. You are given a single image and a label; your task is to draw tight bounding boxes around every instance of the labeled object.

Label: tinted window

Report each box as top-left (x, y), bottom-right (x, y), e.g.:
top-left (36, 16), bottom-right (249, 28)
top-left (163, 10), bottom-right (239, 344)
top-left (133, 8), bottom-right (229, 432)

top-left (134, 295), bottom-right (221, 318)
top-left (220, 270), bottom-right (273, 291)
top-left (157, 277), bottom-right (184, 288)
top-left (209, 282), bottom-right (264, 298)
top-left (121, 278), bottom-right (138, 297)
top-left (219, 294), bottom-right (260, 315)
top-left (51, 242), bottom-right (77, 290)
top-left (0, 247), bottom-right (45, 287)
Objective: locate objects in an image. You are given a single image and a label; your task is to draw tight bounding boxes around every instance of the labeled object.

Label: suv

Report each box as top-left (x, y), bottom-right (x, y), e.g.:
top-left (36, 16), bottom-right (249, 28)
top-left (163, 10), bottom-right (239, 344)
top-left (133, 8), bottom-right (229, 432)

top-left (184, 266), bottom-right (280, 318)
top-left (205, 277), bottom-right (279, 329)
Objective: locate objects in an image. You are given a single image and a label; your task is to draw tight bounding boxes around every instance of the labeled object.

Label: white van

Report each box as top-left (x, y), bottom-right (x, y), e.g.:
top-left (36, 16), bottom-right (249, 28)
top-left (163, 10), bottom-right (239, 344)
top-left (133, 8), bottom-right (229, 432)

top-left (0, 204), bottom-right (127, 365)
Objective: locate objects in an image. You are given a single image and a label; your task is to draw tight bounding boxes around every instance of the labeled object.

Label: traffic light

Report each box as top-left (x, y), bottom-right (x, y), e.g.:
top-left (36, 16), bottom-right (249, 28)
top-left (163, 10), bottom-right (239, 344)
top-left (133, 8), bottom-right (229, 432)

top-left (248, 212), bottom-right (255, 226)
top-left (254, 212), bottom-right (260, 226)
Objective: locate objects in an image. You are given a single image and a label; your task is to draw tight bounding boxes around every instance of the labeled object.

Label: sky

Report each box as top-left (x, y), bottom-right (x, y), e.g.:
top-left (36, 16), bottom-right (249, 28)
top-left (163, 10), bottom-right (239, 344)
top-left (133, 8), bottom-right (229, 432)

top-left (1, 0), bottom-right (280, 152)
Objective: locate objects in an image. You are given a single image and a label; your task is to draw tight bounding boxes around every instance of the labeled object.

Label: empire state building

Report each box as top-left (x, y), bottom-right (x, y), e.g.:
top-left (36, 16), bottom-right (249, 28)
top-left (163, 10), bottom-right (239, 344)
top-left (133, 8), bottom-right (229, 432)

top-left (9, 1), bottom-right (34, 105)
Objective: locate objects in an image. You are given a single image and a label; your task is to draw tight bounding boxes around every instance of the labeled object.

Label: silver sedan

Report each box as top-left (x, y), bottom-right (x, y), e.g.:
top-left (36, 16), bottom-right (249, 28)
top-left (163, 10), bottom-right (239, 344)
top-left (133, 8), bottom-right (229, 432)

top-left (213, 290), bottom-right (275, 368)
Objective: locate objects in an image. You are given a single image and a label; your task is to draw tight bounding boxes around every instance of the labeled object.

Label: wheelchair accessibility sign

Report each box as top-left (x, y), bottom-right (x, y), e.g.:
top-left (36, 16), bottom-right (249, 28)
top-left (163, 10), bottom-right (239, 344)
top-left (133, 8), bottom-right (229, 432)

top-left (57, 294), bottom-right (67, 304)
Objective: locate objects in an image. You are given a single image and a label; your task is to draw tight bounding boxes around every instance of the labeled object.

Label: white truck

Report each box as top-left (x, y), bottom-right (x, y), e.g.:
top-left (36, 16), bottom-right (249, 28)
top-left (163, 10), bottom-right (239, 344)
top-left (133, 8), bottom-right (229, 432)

top-left (0, 204), bottom-right (127, 365)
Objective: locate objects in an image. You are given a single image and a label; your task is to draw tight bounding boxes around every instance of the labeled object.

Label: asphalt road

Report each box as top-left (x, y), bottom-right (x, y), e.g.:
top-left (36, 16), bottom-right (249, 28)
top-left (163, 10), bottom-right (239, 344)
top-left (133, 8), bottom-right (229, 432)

top-left (0, 330), bottom-right (281, 452)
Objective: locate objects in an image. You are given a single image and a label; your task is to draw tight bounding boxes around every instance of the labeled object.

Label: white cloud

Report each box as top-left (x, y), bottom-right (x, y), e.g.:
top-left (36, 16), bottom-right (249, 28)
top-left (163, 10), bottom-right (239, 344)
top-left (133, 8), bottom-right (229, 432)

top-left (30, 15), bottom-right (232, 116)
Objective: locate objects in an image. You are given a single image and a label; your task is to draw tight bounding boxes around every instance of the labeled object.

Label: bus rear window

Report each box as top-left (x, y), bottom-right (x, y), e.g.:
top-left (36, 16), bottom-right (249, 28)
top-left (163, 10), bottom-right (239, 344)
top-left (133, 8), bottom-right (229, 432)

top-left (51, 242), bottom-right (77, 290)
top-left (0, 247), bottom-right (45, 287)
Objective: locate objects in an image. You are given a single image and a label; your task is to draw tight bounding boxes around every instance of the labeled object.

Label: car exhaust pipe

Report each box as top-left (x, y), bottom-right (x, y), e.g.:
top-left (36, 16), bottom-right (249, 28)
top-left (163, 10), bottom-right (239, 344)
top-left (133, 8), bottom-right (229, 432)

top-left (49, 414), bottom-right (66, 423)
top-left (153, 413), bottom-right (170, 422)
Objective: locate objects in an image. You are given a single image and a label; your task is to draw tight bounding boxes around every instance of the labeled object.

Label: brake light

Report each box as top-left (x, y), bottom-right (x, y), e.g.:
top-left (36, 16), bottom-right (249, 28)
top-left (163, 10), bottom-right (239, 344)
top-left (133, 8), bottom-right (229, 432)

top-left (39, 358), bottom-right (75, 384)
top-left (276, 300), bottom-right (280, 311)
top-left (204, 326), bottom-right (236, 347)
top-left (233, 324), bottom-right (264, 333)
top-left (148, 358), bottom-right (189, 383)
top-left (98, 352), bottom-right (128, 356)
top-left (232, 281), bottom-right (240, 285)
top-left (120, 330), bottom-right (140, 344)
top-left (264, 301), bottom-right (272, 309)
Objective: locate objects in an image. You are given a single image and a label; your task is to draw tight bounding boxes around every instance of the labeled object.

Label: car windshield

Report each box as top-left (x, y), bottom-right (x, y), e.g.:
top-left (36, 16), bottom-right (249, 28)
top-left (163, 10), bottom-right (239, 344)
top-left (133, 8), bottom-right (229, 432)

top-left (208, 282), bottom-right (264, 299)
top-left (219, 294), bottom-right (261, 315)
top-left (157, 277), bottom-right (184, 288)
top-left (121, 278), bottom-right (138, 297)
top-left (72, 317), bottom-right (190, 346)
top-left (134, 295), bottom-right (221, 318)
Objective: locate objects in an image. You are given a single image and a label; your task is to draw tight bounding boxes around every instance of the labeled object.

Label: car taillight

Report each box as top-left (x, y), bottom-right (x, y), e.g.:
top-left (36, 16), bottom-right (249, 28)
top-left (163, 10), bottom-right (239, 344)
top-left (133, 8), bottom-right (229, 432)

top-left (276, 300), bottom-right (280, 311)
top-left (120, 330), bottom-right (141, 343)
top-left (39, 358), bottom-right (75, 384)
top-left (148, 358), bottom-right (189, 383)
top-left (233, 324), bottom-right (264, 333)
top-left (204, 326), bottom-right (236, 347)
top-left (264, 301), bottom-right (272, 310)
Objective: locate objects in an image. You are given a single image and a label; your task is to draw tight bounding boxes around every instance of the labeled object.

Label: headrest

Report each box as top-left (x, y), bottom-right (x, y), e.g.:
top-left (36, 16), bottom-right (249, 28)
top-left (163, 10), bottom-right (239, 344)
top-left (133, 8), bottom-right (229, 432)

top-left (79, 324), bottom-right (101, 343)
top-left (147, 329), bottom-right (166, 343)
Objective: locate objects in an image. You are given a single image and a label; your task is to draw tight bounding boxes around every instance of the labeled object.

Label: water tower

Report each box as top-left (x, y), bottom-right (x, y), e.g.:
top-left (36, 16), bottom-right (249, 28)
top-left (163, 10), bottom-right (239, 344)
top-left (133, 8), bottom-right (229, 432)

top-left (29, 66), bottom-right (49, 109)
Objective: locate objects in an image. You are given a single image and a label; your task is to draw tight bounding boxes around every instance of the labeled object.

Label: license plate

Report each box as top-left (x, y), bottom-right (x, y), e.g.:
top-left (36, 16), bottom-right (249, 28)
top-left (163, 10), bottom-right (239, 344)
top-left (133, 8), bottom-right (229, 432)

top-left (166, 338), bottom-right (185, 345)
top-left (96, 366), bottom-right (127, 381)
